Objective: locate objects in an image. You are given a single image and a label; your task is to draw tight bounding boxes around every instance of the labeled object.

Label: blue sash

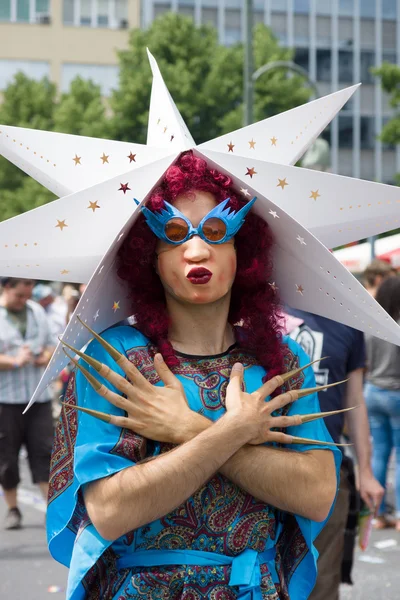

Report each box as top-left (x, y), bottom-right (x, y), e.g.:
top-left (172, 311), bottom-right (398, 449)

top-left (117, 547), bottom-right (276, 600)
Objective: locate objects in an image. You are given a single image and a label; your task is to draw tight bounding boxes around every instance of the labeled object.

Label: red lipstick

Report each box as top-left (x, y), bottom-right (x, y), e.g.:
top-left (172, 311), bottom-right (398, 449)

top-left (187, 267), bottom-right (213, 285)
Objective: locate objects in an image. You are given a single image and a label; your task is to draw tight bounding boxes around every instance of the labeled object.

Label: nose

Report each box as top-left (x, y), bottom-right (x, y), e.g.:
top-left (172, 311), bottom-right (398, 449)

top-left (182, 235), bottom-right (211, 262)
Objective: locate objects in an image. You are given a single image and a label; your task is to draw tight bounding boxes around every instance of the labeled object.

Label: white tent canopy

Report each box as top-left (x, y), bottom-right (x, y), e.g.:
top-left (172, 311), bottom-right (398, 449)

top-left (333, 234), bottom-right (400, 273)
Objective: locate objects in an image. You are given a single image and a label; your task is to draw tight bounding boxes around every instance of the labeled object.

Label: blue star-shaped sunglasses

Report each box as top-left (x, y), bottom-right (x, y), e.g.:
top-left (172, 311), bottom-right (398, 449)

top-left (139, 196), bottom-right (257, 245)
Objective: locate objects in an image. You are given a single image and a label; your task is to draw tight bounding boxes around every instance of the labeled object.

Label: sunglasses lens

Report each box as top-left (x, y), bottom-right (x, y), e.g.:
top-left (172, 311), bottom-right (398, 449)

top-left (165, 218), bottom-right (189, 242)
top-left (202, 218), bottom-right (227, 242)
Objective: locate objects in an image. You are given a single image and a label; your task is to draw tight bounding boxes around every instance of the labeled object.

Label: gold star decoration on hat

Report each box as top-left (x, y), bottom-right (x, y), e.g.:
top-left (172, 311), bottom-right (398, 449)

top-left (270, 137), bottom-right (278, 146)
top-left (277, 178), bottom-right (289, 190)
top-left (100, 153), bottom-right (109, 164)
top-left (55, 219), bottom-right (68, 231)
top-left (310, 189), bottom-right (321, 201)
top-left (227, 142), bottom-right (235, 152)
top-left (87, 201), bottom-right (100, 212)
top-left (72, 154), bottom-right (81, 166)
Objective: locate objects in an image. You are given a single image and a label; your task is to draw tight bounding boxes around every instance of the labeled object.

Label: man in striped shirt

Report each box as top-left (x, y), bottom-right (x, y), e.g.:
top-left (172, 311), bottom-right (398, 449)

top-left (0, 278), bottom-right (55, 530)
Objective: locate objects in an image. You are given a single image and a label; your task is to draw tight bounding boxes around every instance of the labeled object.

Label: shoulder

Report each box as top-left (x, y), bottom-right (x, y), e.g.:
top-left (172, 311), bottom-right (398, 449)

top-left (26, 299), bottom-right (47, 319)
top-left (281, 335), bottom-right (310, 367)
top-left (90, 325), bottom-right (151, 354)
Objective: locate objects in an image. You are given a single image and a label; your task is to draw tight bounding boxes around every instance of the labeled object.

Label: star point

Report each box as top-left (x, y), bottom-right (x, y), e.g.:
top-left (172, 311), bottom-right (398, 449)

top-left (55, 219), bottom-right (67, 231)
top-left (296, 284), bottom-right (304, 295)
top-left (296, 235), bottom-right (307, 245)
top-left (60, 269), bottom-right (70, 275)
top-left (248, 139), bottom-right (256, 149)
top-left (88, 201), bottom-right (100, 212)
top-left (310, 189), bottom-right (321, 201)
top-left (246, 167), bottom-right (257, 178)
top-left (270, 137), bottom-right (278, 146)
top-left (119, 183), bottom-right (131, 194)
top-left (72, 154), bottom-right (81, 166)
top-left (240, 187), bottom-right (251, 198)
top-left (112, 301), bottom-right (120, 313)
top-left (277, 178), bottom-right (288, 190)
top-left (100, 153), bottom-right (109, 164)
top-left (269, 210), bottom-right (279, 219)
top-left (227, 141), bottom-right (235, 152)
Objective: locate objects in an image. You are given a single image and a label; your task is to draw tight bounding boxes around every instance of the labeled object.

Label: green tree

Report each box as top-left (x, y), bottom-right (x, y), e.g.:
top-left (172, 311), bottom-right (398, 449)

top-left (110, 13), bottom-right (311, 144)
top-left (373, 63), bottom-right (400, 147)
top-left (0, 75), bottom-right (110, 221)
top-left (53, 77), bottom-right (111, 138)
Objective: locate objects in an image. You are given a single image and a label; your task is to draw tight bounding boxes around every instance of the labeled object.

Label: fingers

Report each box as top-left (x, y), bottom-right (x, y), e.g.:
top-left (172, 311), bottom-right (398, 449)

top-left (280, 357), bottom-right (329, 384)
top-left (76, 316), bottom-right (151, 389)
top-left (153, 353), bottom-right (181, 388)
top-left (267, 379), bottom-right (349, 413)
top-left (256, 357), bottom-right (330, 399)
top-left (63, 349), bottom-right (130, 412)
top-left (289, 436), bottom-right (352, 447)
top-left (271, 406), bottom-right (359, 429)
top-left (62, 402), bottom-right (132, 430)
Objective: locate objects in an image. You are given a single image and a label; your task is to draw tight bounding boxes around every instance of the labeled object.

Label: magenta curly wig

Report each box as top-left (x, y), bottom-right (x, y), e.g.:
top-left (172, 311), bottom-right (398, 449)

top-left (117, 151), bottom-right (285, 381)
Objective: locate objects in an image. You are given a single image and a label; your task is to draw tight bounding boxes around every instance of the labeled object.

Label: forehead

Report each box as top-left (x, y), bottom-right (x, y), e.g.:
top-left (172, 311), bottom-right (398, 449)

top-left (11, 283), bottom-right (33, 294)
top-left (173, 191), bottom-right (217, 226)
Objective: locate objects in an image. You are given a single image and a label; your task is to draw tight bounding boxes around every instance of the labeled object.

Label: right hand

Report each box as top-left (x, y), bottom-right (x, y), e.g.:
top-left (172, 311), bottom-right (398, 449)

top-left (14, 345), bottom-right (34, 368)
top-left (225, 363), bottom-right (302, 445)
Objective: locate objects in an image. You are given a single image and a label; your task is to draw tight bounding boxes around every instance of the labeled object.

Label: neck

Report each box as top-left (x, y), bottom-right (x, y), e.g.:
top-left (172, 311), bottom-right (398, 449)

top-left (166, 291), bottom-right (235, 356)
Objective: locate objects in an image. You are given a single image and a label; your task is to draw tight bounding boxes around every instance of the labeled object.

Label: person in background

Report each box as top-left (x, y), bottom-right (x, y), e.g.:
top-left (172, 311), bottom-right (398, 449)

top-left (0, 278), bottom-right (55, 530)
top-left (286, 310), bottom-right (384, 600)
top-left (365, 276), bottom-right (400, 531)
top-left (362, 259), bottom-right (396, 298)
top-left (32, 283), bottom-right (68, 340)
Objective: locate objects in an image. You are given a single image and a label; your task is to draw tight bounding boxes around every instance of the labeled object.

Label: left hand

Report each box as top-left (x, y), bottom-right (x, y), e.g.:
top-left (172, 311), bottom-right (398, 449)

top-left (359, 470), bottom-right (384, 514)
top-left (34, 349), bottom-right (52, 367)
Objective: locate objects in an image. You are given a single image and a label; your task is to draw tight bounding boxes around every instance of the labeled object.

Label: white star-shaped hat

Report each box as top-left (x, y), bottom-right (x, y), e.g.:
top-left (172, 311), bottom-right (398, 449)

top-left (1, 50), bottom-right (399, 409)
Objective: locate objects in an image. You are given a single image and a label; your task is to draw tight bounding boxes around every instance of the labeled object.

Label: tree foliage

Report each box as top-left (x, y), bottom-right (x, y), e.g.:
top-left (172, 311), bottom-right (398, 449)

top-left (0, 13), bottom-right (311, 221)
top-left (373, 62), bottom-right (400, 147)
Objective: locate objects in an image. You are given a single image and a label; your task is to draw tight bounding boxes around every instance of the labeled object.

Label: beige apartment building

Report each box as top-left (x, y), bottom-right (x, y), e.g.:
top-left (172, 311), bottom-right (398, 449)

top-left (0, 0), bottom-right (140, 95)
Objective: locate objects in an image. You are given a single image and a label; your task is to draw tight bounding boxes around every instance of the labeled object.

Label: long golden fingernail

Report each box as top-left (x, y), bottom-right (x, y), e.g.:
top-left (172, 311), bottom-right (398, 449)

top-left (280, 357), bottom-right (329, 383)
top-left (301, 405), bottom-right (358, 424)
top-left (77, 316), bottom-right (123, 363)
top-left (296, 379), bottom-right (348, 400)
top-left (290, 436), bottom-right (352, 447)
top-left (62, 402), bottom-right (111, 423)
top-left (63, 348), bottom-right (102, 392)
top-left (59, 337), bottom-right (103, 373)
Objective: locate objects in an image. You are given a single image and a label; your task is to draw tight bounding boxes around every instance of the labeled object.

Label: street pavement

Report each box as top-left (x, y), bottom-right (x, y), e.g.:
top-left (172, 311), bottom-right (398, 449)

top-left (0, 456), bottom-right (399, 599)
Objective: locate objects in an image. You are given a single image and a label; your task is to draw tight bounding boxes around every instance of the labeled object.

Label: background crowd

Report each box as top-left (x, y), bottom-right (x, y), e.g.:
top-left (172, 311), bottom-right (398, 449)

top-left (0, 257), bottom-right (399, 598)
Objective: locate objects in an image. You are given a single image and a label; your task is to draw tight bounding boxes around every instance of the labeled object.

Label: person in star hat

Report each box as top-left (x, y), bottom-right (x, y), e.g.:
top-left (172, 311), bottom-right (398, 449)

top-left (47, 152), bottom-right (344, 600)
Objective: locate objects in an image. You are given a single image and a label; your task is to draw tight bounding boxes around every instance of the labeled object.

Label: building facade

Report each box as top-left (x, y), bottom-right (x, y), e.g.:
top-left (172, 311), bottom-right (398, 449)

top-left (142, 0), bottom-right (400, 184)
top-left (0, 0), bottom-right (140, 96)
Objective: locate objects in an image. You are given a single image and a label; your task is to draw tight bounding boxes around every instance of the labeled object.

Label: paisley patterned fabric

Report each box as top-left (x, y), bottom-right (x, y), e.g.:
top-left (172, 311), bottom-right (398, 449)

top-left (46, 326), bottom-right (341, 600)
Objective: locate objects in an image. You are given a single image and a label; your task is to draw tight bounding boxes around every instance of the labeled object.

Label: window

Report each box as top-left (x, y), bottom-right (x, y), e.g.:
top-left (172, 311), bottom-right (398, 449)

top-left (316, 49), bottom-right (331, 82)
top-left (63, 0), bottom-right (127, 28)
top-left (0, 0), bottom-right (49, 22)
top-left (294, 0), bottom-right (310, 13)
top-left (201, 8), bottom-right (217, 27)
top-left (382, 0), bottom-right (397, 20)
top-left (339, 50), bottom-right (353, 83)
top-left (360, 0), bottom-right (375, 18)
top-left (338, 116), bottom-right (353, 148)
top-left (0, 59), bottom-right (50, 90)
top-left (271, 0), bottom-right (285, 12)
top-left (360, 116), bottom-right (375, 149)
top-left (154, 4), bottom-right (170, 19)
top-left (17, 0), bottom-right (29, 22)
top-left (225, 8), bottom-right (241, 45)
top-left (61, 63), bottom-right (119, 96)
top-left (316, 0), bottom-right (331, 16)
top-left (294, 48), bottom-right (309, 72)
top-left (339, 0), bottom-right (353, 16)
top-left (360, 51), bottom-right (375, 83)
top-left (0, 1), bottom-right (11, 20)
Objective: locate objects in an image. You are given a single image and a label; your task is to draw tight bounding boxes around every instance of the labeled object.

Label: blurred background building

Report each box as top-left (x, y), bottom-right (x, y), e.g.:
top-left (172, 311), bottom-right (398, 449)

top-left (0, 1), bottom-right (399, 183)
top-left (143, 0), bottom-right (400, 184)
top-left (0, 1), bottom-right (139, 96)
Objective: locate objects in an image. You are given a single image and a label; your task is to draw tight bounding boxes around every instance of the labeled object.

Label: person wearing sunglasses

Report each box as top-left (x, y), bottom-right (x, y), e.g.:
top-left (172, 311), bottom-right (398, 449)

top-left (47, 152), bottom-right (341, 600)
